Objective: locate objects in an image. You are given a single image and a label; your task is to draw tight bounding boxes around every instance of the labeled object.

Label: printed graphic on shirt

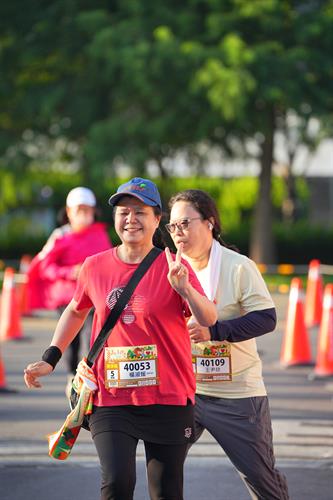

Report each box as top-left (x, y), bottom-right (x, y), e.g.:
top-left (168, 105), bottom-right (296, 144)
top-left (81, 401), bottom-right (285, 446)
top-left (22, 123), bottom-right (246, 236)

top-left (192, 342), bottom-right (232, 382)
top-left (104, 344), bottom-right (159, 388)
top-left (106, 286), bottom-right (145, 325)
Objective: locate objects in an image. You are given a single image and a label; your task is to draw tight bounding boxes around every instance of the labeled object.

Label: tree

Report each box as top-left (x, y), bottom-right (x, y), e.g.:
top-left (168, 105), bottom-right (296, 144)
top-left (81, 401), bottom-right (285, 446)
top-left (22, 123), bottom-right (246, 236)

top-left (190, 0), bottom-right (333, 262)
top-left (1, 1), bottom-right (333, 263)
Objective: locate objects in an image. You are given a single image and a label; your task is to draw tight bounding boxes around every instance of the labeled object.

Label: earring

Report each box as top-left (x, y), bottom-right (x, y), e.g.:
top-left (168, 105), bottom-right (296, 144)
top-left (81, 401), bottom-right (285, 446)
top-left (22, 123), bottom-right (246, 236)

top-left (208, 223), bottom-right (213, 230)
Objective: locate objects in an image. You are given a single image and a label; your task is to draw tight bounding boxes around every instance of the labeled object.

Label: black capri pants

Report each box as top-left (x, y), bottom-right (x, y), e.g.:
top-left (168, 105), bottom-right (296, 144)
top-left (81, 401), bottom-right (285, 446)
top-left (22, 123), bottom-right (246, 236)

top-left (89, 402), bottom-right (194, 500)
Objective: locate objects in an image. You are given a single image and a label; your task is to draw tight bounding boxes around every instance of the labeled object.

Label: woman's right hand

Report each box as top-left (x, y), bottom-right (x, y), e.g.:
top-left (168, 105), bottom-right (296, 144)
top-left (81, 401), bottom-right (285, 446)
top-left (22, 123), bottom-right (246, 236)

top-left (24, 361), bottom-right (53, 389)
top-left (165, 243), bottom-right (189, 297)
top-left (187, 319), bottom-right (211, 343)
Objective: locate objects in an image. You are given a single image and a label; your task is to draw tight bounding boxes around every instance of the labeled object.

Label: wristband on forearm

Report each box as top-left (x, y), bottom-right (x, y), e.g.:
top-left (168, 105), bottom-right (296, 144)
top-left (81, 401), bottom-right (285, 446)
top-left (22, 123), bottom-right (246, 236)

top-left (42, 346), bottom-right (62, 370)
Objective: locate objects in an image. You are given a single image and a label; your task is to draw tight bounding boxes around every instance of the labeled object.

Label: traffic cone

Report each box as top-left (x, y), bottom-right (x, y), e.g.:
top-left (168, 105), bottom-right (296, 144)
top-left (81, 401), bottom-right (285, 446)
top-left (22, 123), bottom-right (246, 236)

top-left (311, 284), bottom-right (333, 378)
top-left (305, 259), bottom-right (323, 327)
top-left (16, 254), bottom-right (32, 316)
top-left (280, 277), bottom-right (313, 367)
top-left (0, 267), bottom-right (23, 341)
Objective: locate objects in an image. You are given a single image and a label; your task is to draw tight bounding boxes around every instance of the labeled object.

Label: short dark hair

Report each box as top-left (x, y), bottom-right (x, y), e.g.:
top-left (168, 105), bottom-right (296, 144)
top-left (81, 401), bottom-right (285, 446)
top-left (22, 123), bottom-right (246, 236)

top-left (151, 207), bottom-right (166, 249)
top-left (168, 189), bottom-right (237, 251)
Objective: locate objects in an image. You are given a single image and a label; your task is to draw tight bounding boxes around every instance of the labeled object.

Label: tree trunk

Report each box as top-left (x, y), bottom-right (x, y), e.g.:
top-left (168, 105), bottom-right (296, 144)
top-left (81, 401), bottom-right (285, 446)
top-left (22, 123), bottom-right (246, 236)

top-left (80, 154), bottom-right (93, 185)
top-left (281, 165), bottom-right (297, 224)
top-left (249, 109), bottom-right (277, 264)
top-left (155, 157), bottom-right (169, 180)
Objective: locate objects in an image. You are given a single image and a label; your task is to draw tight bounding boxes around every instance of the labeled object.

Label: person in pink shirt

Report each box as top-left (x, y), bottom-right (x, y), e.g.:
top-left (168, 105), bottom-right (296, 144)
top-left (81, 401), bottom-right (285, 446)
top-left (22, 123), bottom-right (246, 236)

top-left (27, 187), bottom-right (112, 391)
top-left (24, 177), bottom-right (217, 500)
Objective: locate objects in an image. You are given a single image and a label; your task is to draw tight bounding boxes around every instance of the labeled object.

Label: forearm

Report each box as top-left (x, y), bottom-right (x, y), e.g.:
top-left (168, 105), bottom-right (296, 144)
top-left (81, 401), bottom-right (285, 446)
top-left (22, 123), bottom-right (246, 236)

top-left (41, 263), bottom-right (76, 281)
top-left (24, 300), bottom-right (91, 388)
top-left (50, 299), bottom-right (91, 353)
top-left (183, 286), bottom-right (217, 326)
top-left (209, 308), bottom-right (276, 342)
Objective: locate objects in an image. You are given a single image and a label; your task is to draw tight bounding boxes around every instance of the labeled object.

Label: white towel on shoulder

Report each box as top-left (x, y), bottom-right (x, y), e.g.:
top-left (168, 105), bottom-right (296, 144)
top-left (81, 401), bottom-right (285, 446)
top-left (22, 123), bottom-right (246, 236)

top-left (195, 239), bottom-right (222, 301)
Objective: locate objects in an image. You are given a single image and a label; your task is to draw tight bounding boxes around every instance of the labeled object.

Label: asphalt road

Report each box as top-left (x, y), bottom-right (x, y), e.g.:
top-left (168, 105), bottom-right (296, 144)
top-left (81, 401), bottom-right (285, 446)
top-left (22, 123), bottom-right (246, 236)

top-left (0, 293), bottom-right (332, 499)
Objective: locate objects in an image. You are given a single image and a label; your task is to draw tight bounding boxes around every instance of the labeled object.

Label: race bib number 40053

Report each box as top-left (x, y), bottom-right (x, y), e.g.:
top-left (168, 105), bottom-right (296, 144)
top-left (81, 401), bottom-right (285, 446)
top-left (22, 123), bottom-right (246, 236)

top-left (104, 345), bottom-right (159, 388)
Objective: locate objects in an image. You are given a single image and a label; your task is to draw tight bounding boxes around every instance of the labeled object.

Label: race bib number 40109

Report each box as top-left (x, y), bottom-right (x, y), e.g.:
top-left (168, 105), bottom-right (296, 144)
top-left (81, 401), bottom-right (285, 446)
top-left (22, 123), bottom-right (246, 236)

top-left (192, 342), bottom-right (232, 382)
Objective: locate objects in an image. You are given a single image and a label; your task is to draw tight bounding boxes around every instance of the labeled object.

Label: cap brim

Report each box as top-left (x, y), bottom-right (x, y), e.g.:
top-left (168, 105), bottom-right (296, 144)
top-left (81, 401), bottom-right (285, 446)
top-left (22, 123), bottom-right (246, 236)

top-left (108, 192), bottom-right (159, 208)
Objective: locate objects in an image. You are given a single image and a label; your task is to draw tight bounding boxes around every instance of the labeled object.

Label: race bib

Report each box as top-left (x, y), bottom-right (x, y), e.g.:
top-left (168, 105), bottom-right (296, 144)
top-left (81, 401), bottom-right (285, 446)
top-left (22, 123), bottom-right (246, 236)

top-left (104, 344), bottom-right (159, 388)
top-left (192, 342), bottom-right (232, 382)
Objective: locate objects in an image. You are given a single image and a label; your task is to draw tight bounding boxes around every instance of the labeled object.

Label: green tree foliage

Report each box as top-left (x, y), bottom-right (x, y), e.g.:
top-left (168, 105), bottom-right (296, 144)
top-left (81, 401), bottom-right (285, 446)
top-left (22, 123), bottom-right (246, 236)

top-left (0, 1), bottom-right (332, 263)
top-left (189, 1), bottom-right (333, 263)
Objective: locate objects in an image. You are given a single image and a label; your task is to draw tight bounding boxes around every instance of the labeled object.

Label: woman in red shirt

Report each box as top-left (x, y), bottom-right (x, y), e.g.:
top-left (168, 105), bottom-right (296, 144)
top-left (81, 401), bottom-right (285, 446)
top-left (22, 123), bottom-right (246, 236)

top-left (27, 187), bottom-right (112, 392)
top-left (24, 178), bottom-right (217, 500)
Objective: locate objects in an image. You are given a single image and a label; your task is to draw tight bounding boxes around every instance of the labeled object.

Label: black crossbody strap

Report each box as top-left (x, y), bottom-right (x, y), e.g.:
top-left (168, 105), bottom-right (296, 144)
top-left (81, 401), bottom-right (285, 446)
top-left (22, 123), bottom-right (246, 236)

top-left (86, 247), bottom-right (162, 367)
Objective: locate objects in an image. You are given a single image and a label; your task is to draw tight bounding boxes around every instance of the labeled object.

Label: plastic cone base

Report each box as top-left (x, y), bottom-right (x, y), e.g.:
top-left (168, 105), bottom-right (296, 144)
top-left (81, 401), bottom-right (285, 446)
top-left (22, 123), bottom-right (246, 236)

top-left (0, 387), bottom-right (17, 394)
top-left (282, 360), bottom-right (314, 369)
top-left (308, 371), bottom-right (333, 381)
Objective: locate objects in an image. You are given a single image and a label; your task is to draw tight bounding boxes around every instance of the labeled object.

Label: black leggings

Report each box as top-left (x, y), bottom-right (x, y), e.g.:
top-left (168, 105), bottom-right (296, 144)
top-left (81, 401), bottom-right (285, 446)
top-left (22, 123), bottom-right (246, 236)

top-left (93, 430), bottom-right (188, 500)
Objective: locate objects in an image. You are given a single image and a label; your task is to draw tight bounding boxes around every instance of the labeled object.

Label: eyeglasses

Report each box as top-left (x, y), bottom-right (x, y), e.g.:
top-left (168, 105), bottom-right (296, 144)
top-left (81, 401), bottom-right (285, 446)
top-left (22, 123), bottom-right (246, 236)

top-left (165, 217), bottom-right (202, 234)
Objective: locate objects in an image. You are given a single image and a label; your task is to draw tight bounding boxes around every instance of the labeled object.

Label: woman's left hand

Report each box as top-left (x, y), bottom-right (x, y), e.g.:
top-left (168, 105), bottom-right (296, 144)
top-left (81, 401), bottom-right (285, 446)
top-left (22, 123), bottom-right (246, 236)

top-left (187, 319), bottom-right (211, 343)
top-left (165, 243), bottom-right (189, 296)
top-left (24, 360), bottom-right (53, 388)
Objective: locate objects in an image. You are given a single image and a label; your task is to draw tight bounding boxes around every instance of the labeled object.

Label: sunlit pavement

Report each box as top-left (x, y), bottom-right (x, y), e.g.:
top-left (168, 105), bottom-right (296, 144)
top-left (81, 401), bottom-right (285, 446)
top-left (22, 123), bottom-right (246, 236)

top-left (1, 293), bottom-right (332, 499)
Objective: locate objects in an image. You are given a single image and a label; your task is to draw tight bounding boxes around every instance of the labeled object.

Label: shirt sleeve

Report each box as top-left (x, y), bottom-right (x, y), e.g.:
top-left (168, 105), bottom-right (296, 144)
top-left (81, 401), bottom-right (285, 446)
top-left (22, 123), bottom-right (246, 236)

top-left (37, 237), bottom-right (77, 282)
top-left (209, 307), bottom-right (277, 342)
top-left (73, 260), bottom-right (93, 310)
top-left (37, 225), bottom-right (70, 258)
top-left (236, 257), bottom-right (275, 313)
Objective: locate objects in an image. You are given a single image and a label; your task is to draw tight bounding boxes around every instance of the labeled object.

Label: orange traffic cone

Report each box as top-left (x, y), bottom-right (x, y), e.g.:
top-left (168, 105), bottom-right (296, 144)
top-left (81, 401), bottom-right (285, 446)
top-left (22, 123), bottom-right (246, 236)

top-left (0, 267), bottom-right (23, 341)
top-left (17, 254), bottom-right (32, 316)
top-left (280, 277), bottom-right (313, 367)
top-left (311, 284), bottom-right (333, 378)
top-left (305, 259), bottom-right (323, 327)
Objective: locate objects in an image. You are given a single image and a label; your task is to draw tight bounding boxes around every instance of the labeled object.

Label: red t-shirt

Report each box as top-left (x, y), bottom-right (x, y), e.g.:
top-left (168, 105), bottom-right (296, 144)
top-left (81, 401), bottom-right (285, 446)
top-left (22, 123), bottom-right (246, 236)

top-left (74, 247), bottom-right (205, 407)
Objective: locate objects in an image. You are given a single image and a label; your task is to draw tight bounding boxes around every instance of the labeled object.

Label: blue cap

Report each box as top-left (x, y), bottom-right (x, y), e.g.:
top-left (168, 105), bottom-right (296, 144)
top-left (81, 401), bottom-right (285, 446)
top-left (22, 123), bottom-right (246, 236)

top-left (108, 177), bottom-right (162, 209)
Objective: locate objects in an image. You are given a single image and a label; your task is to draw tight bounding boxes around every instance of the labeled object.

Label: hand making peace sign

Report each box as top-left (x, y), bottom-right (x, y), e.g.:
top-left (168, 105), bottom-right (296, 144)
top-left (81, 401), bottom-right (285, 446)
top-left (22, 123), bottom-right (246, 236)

top-left (165, 243), bottom-right (189, 297)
